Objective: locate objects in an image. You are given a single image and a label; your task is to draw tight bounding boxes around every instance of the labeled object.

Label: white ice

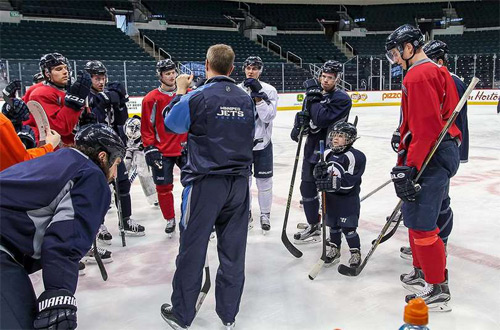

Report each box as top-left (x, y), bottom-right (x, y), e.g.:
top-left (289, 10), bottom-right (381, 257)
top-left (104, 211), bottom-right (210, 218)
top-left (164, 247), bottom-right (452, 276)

top-left (30, 105), bottom-right (500, 330)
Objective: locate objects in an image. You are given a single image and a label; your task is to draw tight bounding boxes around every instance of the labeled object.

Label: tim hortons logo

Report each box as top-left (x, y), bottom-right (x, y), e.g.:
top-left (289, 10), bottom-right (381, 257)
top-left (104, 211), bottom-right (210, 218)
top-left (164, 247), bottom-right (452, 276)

top-left (382, 92), bottom-right (402, 100)
top-left (350, 92), bottom-right (368, 103)
top-left (469, 91), bottom-right (499, 101)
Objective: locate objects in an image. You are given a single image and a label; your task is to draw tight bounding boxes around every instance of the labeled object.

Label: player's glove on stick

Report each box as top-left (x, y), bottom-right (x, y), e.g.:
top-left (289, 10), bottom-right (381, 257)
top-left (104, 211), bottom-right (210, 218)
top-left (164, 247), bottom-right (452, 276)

top-left (316, 175), bottom-right (341, 192)
top-left (290, 111), bottom-right (310, 142)
top-left (303, 78), bottom-right (323, 104)
top-left (2, 98), bottom-right (30, 122)
top-left (313, 161), bottom-right (329, 180)
top-left (34, 289), bottom-right (77, 330)
top-left (250, 91), bottom-right (269, 102)
top-left (144, 145), bottom-right (163, 170)
top-left (391, 166), bottom-right (421, 202)
top-left (65, 71), bottom-right (91, 111)
top-left (391, 129), bottom-right (400, 153)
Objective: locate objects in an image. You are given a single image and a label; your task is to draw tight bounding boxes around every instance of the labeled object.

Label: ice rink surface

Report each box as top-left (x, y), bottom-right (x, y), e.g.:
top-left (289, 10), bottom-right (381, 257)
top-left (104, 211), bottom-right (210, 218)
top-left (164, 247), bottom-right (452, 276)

top-left (31, 105), bottom-right (500, 330)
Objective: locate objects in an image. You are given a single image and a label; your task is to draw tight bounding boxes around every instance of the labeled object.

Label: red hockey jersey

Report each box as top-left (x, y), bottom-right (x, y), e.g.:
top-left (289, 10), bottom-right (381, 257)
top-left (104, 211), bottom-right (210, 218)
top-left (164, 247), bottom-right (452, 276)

top-left (22, 82), bottom-right (43, 103)
top-left (398, 59), bottom-right (462, 170)
top-left (141, 88), bottom-right (187, 157)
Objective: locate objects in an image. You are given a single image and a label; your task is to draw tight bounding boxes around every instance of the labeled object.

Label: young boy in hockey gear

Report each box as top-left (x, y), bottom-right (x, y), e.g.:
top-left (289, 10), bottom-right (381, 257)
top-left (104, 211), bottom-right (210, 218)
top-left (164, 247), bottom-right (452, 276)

top-left (85, 60), bottom-right (145, 239)
top-left (386, 24), bottom-right (461, 311)
top-left (123, 115), bottom-right (158, 205)
top-left (313, 121), bottom-right (366, 268)
top-left (238, 56), bottom-right (278, 233)
top-left (399, 40), bottom-right (470, 261)
top-left (141, 59), bottom-right (187, 236)
top-left (25, 53), bottom-right (92, 145)
top-left (292, 60), bottom-right (352, 244)
top-left (160, 44), bottom-right (254, 330)
top-left (0, 123), bottom-right (125, 330)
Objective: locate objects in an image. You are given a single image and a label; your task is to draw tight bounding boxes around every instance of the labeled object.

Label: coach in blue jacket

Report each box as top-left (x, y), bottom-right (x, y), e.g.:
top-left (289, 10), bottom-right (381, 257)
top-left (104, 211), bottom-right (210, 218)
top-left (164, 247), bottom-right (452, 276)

top-left (160, 44), bottom-right (255, 329)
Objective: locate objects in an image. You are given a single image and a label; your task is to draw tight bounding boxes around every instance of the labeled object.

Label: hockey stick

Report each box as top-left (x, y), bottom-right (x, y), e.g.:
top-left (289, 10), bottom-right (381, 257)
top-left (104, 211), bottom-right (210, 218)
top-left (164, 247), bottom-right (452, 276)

top-left (128, 164), bottom-right (139, 184)
top-left (308, 140), bottom-right (327, 280)
top-left (281, 104), bottom-right (308, 258)
top-left (297, 178), bottom-right (392, 229)
top-left (93, 237), bottom-right (108, 281)
top-left (27, 100), bottom-right (50, 146)
top-left (338, 76), bottom-right (479, 277)
top-left (195, 254), bottom-right (211, 314)
top-left (114, 178), bottom-right (127, 247)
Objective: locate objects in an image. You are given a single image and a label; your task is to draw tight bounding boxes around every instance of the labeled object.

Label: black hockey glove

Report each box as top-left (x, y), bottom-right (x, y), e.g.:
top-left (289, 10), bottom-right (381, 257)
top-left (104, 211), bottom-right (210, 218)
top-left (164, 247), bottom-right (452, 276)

top-left (391, 129), bottom-right (400, 153)
top-left (18, 125), bottom-right (36, 149)
top-left (243, 78), bottom-right (263, 93)
top-left (95, 92), bottom-right (111, 111)
top-left (316, 175), bottom-right (341, 192)
top-left (144, 145), bottom-right (163, 170)
top-left (34, 289), bottom-right (77, 330)
top-left (1, 98), bottom-right (30, 122)
top-left (65, 71), bottom-right (91, 111)
top-left (290, 111), bottom-right (310, 142)
top-left (303, 78), bottom-right (323, 103)
top-left (78, 110), bottom-right (98, 127)
top-left (313, 161), bottom-right (329, 180)
top-left (391, 166), bottom-right (421, 202)
top-left (250, 91), bottom-right (269, 103)
top-left (107, 82), bottom-right (129, 105)
top-left (2, 80), bottom-right (21, 104)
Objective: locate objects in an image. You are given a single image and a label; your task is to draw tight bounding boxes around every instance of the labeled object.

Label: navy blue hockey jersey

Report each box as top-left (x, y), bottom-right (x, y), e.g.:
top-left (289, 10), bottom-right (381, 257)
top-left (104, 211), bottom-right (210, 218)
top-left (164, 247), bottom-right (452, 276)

top-left (324, 146), bottom-right (366, 219)
top-left (451, 74), bottom-right (469, 162)
top-left (0, 148), bottom-right (111, 293)
top-left (89, 89), bottom-right (128, 138)
top-left (164, 76), bottom-right (255, 185)
top-left (305, 88), bottom-right (352, 163)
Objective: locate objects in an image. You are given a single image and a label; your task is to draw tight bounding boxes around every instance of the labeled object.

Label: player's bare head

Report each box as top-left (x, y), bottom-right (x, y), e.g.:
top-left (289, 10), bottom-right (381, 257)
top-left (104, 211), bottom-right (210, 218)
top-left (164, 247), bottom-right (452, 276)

top-left (206, 44), bottom-right (235, 77)
top-left (320, 60), bottom-right (342, 92)
top-left (85, 60), bottom-right (107, 92)
top-left (39, 53), bottom-right (69, 87)
top-left (156, 59), bottom-right (177, 88)
top-left (243, 56), bottom-right (263, 79)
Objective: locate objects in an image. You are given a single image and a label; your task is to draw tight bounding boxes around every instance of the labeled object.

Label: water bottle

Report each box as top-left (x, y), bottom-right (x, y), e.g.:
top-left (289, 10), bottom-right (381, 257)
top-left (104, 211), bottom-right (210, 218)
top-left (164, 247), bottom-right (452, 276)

top-left (398, 298), bottom-right (430, 330)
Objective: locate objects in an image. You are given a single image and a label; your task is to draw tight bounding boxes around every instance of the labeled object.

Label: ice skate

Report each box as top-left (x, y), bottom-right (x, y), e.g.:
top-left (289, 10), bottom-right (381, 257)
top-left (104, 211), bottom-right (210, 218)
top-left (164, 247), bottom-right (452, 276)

top-left (405, 280), bottom-right (451, 312)
top-left (348, 248), bottom-right (361, 268)
top-left (400, 246), bottom-right (412, 260)
top-left (160, 303), bottom-right (188, 329)
top-left (293, 223), bottom-right (321, 244)
top-left (84, 247), bottom-right (113, 264)
top-left (97, 224), bottom-right (112, 245)
top-left (297, 214), bottom-right (320, 229)
top-left (165, 218), bottom-right (176, 238)
top-left (79, 261), bottom-right (86, 276)
top-left (324, 242), bottom-right (341, 267)
top-left (248, 211), bottom-right (253, 231)
top-left (400, 267), bottom-right (426, 293)
top-left (123, 217), bottom-right (145, 236)
top-left (260, 213), bottom-right (271, 234)
top-left (223, 322), bottom-right (235, 329)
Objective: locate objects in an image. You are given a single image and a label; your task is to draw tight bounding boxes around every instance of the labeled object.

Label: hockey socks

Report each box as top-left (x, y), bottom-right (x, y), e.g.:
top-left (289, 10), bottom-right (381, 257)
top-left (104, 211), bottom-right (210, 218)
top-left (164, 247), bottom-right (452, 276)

top-left (410, 228), bottom-right (446, 284)
top-left (300, 181), bottom-right (320, 224)
top-left (344, 227), bottom-right (360, 250)
top-left (117, 178), bottom-right (132, 218)
top-left (157, 184), bottom-right (175, 220)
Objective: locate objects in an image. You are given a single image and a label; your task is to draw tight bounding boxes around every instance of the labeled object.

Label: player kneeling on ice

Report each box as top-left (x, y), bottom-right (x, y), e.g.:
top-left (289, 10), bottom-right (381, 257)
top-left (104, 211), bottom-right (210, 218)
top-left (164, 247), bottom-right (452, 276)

top-left (0, 123), bottom-right (125, 330)
top-left (313, 121), bottom-right (366, 268)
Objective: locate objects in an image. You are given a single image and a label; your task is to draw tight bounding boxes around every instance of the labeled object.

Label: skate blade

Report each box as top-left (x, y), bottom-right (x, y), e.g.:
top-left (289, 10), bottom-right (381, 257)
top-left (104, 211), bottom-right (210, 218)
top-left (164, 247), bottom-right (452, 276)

top-left (293, 237), bottom-right (321, 245)
top-left (125, 231), bottom-right (146, 237)
top-left (400, 254), bottom-right (413, 261)
top-left (79, 270), bottom-right (86, 276)
top-left (97, 238), bottom-right (112, 246)
top-left (428, 301), bottom-right (452, 312)
top-left (84, 257), bottom-right (114, 264)
top-left (324, 259), bottom-right (340, 268)
top-left (261, 228), bottom-right (270, 235)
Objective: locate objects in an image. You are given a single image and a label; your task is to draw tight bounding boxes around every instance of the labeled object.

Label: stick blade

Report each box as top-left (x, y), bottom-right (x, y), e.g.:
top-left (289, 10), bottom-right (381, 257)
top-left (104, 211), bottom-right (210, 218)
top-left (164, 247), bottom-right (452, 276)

top-left (337, 263), bottom-right (360, 277)
top-left (281, 232), bottom-right (303, 258)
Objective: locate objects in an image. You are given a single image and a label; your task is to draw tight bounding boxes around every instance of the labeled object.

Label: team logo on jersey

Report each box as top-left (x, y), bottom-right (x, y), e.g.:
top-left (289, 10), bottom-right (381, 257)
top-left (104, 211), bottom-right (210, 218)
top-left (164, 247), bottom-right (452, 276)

top-left (216, 106), bottom-right (245, 119)
top-left (226, 86), bottom-right (231, 92)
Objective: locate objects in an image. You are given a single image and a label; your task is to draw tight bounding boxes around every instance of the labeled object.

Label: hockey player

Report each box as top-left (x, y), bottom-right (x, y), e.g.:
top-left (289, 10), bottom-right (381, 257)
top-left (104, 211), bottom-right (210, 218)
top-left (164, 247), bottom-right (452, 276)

top-left (291, 60), bottom-right (352, 243)
top-left (22, 72), bottom-right (45, 102)
top-left (313, 121), bottom-right (366, 268)
top-left (0, 123), bottom-right (125, 329)
top-left (25, 53), bottom-right (92, 145)
top-left (385, 24), bottom-right (461, 311)
top-left (141, 59), bottom-right (187, 236)
top-left (85, 60), bottom-right (145, 240)
top-left (238, 56), bottom-right (278, 233)
top-left (399, 39), bottom-right (470, 260)
top-left (160, 44), bottom-right (255, 330)
top-left (123, 115), bottom-right (158, 205)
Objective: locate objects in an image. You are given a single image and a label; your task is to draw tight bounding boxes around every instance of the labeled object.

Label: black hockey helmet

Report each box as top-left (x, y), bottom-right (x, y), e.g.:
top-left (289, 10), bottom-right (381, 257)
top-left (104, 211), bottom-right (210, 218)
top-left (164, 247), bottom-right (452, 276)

top-left (423, 40), bottom-right (449, 64)
top-left (156, 59), bottom-right (176, 75)
top-left (75, 123), bottom-right (126, 168)
top-left (242, 56), bottom-right (263, 72)
top-left (39, 53), bottom-right (69, 80)
top-left (327, 121), bottom-right (358, 153)
top-left (84, 60), bottom-right (107, 76)
top-left (321, 60), bottom-right (342, 75)
top-left (32, 72), bottom-right (44, 84)
top-left (385, 24), bottom-right (424, 65)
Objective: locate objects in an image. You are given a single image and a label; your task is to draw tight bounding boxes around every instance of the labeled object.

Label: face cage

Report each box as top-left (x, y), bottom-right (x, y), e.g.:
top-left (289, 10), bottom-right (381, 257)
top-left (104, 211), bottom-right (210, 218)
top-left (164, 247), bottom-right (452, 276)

top-left (328, 131), bottom-right (354, 153)
top-left (125, 122), bottom-right (141, 141)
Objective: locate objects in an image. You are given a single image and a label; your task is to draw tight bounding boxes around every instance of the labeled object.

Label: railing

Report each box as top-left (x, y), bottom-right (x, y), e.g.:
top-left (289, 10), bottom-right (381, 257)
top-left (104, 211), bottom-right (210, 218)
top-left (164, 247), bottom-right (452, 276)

top-left (267, 40), bottom-right (282, 58)
top-left (286, 51), bottom-right (302, 67)
top-left (256, 34), bottom-right (265, 47)
top-left (142, 34), bottom-right (156, 58)
top-left (158, 47), bottom-right (171, 60)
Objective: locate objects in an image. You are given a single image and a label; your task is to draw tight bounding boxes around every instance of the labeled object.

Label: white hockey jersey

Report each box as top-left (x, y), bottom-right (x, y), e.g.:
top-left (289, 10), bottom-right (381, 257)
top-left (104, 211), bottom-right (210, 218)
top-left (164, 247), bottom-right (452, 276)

top-left (238, 81), bottom-right (278, 151)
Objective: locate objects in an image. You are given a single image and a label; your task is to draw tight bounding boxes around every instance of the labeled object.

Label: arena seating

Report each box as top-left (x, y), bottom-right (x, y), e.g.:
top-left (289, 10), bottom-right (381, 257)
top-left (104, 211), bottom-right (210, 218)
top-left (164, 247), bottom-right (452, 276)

top-left (263, 34), bottom-right (347, 64)
top-left (437, 31), bottom-right (500, 55)
top-left (454, 1), bottom-right (500, 29)
top-left (18, 0), bottom-right (110, 21)
top-left (343, 34), bottom-right (388, 56)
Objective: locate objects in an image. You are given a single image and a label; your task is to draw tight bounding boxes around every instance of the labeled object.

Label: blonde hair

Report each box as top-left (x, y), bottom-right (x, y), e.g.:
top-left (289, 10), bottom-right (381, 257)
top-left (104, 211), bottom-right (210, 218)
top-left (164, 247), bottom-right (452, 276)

top-left (206, 44), bottom-right (235, 75)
